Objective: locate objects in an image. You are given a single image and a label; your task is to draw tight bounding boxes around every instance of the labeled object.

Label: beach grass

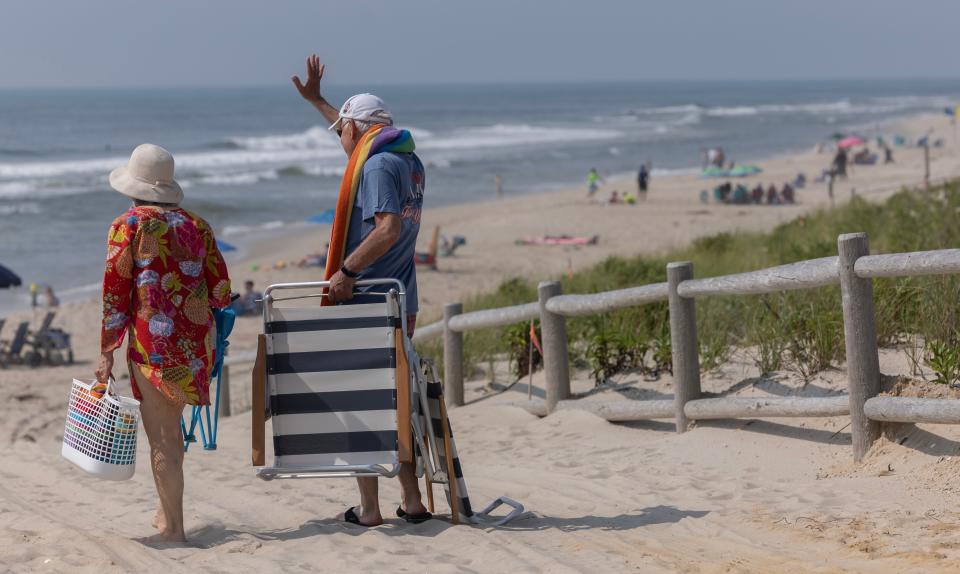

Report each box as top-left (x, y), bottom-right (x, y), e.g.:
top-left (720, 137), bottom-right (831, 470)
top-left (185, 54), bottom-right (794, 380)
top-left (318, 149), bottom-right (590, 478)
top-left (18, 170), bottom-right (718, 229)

top-left (417, 179), bottom-right (960, 386)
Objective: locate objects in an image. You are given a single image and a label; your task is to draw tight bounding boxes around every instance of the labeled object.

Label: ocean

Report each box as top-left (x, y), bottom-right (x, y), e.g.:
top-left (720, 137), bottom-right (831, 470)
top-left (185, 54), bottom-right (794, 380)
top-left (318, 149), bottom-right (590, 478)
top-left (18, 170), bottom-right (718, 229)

top-left (1, 78), bottom-right (959, 312)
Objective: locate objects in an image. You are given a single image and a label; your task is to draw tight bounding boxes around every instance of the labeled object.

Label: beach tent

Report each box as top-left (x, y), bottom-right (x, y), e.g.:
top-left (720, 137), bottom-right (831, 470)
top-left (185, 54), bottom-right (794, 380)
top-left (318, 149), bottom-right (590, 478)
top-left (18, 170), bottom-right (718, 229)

top-left (306, 209), bottom-right (336, 224)
top-left (728, 165), bottom-right (763, 177)
top-left (838, 136), bottom-right (865, 149)
top-left (216, 239), bottom-right (237, 253)
top-left (0, 264), bottom-right (21, 288)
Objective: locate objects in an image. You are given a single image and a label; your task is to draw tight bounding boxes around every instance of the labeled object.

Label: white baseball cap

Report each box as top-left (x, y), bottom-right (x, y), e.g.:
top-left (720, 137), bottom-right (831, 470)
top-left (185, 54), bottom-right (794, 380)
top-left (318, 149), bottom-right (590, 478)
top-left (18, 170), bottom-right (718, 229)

top-left (328, 93), bottom-right (394, 131)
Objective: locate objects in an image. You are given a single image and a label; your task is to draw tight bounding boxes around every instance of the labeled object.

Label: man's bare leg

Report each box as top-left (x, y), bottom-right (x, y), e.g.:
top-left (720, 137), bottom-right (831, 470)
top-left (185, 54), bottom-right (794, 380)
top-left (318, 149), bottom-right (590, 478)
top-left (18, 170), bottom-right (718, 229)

top-left (135, 367), bottom-right (187, 542)
top-left (354, 477), bottom-right (383, 526)
top-left (398, 462), bottom-right (428, 515)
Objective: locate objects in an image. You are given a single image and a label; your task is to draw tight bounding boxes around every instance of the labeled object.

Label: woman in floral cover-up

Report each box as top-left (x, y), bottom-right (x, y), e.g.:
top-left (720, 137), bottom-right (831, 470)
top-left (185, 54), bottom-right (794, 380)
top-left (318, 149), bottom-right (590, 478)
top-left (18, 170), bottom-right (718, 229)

top-left (101, 205), bottom-right (231, 403)
top-left (96, 144), bottom-right (230, 543)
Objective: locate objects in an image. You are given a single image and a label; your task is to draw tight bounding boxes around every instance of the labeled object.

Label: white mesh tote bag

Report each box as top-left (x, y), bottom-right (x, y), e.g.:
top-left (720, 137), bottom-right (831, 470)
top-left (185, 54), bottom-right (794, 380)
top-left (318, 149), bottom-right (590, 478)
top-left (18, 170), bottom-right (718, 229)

top-left (62, 378), bottom-right (140, 481)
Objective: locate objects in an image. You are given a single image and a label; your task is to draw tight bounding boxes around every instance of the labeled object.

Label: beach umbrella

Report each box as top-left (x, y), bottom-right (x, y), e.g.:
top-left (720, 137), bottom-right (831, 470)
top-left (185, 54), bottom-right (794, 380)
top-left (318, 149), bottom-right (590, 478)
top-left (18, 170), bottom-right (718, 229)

top-left (728, 164), bottom-right (763, 177)
top-left (216, 239), bottom-right (237, 253)
top-left (0, 264), bottom-right (21, 288)
top-left (838, 136), bottom-right (865, 149)
top-left (700, 166), bottom-right (731, 178)
top-left (306, 208), bottom-right (335, 224)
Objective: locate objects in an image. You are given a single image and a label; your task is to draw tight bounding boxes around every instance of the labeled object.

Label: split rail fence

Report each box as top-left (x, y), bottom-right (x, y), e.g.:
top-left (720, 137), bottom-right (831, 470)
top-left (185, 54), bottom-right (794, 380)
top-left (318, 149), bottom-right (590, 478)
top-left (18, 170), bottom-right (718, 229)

top-left (411, 232), bottom-right (960, 461)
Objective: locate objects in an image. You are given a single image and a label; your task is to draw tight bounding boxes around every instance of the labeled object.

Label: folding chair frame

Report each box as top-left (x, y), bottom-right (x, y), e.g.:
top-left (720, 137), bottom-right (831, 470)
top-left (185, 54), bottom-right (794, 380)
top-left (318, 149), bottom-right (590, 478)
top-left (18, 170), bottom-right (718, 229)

top-left (255, 279), bottom-right (427, 481)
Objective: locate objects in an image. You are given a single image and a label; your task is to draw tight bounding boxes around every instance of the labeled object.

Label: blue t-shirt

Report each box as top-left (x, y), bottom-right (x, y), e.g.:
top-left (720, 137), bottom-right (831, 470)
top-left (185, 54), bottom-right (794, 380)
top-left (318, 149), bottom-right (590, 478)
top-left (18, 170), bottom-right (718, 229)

top-left (343, 151), bottom-right (424, 314)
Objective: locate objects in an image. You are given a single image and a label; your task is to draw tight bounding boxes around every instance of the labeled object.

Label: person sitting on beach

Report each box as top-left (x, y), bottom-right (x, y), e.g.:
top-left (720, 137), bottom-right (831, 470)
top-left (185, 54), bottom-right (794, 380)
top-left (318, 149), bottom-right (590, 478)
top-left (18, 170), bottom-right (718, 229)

top-left (781, 183), bottom-right (795, 204)
top-left (731, 184), bottom-right (749, 204)
top-left (793, 173), bottom-right (806, 188)
top-left (96, 144), bottom-right (232, 543)
top-left (766, 184), bottom-right (780, 205)
top-left (293, 54), bottom-right (431, 527)
top-left (751, 184), bottom-right (764, 204)
top-left (44, 285), bottom-right (60, 308)
top-left (608, 190), bottom-right (620, 204)
top-left (853, 148), bottom-right (876, 165)
top-left (232, 280), bottom-right (263, 316)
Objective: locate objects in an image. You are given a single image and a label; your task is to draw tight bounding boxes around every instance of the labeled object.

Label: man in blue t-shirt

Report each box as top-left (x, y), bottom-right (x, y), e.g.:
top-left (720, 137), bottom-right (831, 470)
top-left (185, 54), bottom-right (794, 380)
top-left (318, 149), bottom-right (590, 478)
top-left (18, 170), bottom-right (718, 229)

top-left (294, 55), bottom-right (430, 527)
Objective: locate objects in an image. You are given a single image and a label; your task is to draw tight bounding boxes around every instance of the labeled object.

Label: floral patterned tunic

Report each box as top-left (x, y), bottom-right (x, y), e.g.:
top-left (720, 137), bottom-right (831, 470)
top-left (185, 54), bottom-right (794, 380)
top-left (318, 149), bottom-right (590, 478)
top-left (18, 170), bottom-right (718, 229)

top-left (101, 206), bottom-right (231, 405)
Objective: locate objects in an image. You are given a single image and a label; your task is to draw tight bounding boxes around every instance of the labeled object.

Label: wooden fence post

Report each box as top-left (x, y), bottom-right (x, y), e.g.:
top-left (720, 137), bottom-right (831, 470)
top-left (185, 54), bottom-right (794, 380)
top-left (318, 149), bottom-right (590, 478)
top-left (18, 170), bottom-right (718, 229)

top-left (443, 302), bottom-right (465, 407)
top-left (539, 281), bottom-right (571, 412)
top-left (667, 261), bottom-right (700, 433)
top-left (838, 233), bottom-right (881, 461)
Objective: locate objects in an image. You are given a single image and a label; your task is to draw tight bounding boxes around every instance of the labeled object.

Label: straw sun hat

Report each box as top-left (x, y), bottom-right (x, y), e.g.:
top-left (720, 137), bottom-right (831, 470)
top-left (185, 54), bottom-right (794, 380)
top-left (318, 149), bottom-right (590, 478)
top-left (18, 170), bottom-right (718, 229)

top-left (109, 143), bottom-right (184, 204)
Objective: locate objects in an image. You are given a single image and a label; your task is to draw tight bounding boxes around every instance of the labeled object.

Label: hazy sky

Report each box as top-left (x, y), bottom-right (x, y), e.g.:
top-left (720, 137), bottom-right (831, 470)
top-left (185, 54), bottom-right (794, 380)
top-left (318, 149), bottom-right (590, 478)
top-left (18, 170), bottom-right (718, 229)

top-left (2, 0), bottom-right (959, 88)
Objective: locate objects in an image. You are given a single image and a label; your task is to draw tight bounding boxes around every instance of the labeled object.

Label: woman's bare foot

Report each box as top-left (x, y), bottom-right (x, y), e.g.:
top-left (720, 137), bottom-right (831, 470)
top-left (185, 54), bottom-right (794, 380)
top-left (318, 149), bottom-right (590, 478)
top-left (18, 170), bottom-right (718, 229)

top-left (138, 531), bottom-right (188, 546)
top-left (151, 506), bottom-right (166, 530)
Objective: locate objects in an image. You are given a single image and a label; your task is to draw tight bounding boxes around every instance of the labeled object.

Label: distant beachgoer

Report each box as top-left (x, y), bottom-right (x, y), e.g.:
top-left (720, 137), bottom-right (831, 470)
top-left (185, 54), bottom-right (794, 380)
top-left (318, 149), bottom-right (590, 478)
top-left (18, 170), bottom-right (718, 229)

top-left (586, 168), bottom-right (601, 196)
top-left (766, 184), bottom-right (780, 205)
top-left (883, 145), bottom-right (894, 164)
top-left (732, 184), bottom-right (749, 204)
top-left (608, 190), bottom-right (620, 204)
top-left (44, 285), bottom-right (59, 308)
top-left (751, 184), bottom-right (764, 204)
top-left (96, 143), bottom-right (231, 543)
top-left (793, 173), bottom-right (807, 188)
top-left (623, 191), bottom-right (637, 205)
top-left (494, 174), bottom-right (503, 199)
top-left (29, 283), bottom-right (38, 308)
top-left (832, 148), bottom-right (848, 178)
top-left (781, 183), bottom-right (795, 204)
top-left (637, 163), bottom-right (649, 200)
top-left (232, 280), bottom-right (263, 316)
top-left (717, 181), bottom-right (732, 203)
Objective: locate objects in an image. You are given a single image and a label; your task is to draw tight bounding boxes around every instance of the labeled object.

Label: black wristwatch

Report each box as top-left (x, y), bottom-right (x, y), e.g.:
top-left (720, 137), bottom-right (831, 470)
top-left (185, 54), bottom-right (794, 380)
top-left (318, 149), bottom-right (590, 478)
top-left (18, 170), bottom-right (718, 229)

top-left (340, 264), bottom-right (359, 278)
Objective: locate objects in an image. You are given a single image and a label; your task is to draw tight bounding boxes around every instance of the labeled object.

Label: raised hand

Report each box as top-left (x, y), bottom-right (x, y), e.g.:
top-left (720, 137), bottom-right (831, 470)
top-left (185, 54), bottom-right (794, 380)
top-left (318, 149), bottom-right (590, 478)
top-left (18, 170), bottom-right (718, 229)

top-left (291, 54), bottom-right (324, 103)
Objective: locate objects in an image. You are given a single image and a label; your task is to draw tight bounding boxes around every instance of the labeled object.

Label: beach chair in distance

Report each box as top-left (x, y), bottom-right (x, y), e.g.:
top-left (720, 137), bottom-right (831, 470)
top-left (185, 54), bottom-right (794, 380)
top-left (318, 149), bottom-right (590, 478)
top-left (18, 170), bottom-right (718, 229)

top-left (252, 279), bottom-right (524, 526)
top-left (0, 322), bottom-right (30, 368)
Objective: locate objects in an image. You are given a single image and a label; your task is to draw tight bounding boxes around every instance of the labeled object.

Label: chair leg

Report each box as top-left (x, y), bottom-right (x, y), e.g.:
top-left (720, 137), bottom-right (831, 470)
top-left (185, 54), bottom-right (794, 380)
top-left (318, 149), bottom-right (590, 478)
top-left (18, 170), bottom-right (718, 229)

top-left (438, 399), bottom-right (460, 525)
top-left (422, 436), bottom-right (435, 513)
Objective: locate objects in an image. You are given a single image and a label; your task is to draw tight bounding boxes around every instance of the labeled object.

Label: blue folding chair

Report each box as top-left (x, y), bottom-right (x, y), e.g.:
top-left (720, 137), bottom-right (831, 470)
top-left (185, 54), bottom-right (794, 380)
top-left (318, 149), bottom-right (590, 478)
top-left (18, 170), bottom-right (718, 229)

top-left (182, 307), bottom-right (236, 451)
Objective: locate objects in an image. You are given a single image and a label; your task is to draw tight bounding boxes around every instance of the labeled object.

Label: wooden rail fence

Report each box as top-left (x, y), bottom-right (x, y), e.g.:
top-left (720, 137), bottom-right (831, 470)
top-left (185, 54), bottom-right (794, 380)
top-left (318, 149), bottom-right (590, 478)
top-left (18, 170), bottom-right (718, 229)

top-left (412, 233), bottom-right (960, 462)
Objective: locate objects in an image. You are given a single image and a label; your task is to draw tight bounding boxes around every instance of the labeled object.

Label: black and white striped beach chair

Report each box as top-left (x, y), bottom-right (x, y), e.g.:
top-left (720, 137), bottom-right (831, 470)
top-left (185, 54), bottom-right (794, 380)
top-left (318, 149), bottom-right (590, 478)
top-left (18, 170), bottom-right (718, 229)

top-left (252, 279), bottom-right (523, 525)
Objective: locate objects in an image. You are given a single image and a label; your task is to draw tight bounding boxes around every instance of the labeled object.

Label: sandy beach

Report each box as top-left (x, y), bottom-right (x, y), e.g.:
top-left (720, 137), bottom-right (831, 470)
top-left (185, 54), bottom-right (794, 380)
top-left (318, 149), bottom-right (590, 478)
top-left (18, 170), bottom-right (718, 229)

top-left (3, 111), bottom-right (960, 572)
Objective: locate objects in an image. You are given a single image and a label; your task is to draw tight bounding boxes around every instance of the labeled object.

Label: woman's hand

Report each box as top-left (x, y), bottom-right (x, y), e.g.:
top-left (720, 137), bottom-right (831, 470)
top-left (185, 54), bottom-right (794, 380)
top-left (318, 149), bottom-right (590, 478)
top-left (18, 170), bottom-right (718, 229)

top-left (95, 351), bottom-right (114, 384)
top-left (291, 54), bottom-right (325, 103)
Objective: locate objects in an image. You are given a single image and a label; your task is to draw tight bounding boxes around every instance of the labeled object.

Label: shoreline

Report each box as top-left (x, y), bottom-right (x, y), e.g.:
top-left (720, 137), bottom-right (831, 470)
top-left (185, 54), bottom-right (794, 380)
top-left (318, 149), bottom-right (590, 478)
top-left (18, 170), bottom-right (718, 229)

top-left (2, 111), bottom-right (956, 328)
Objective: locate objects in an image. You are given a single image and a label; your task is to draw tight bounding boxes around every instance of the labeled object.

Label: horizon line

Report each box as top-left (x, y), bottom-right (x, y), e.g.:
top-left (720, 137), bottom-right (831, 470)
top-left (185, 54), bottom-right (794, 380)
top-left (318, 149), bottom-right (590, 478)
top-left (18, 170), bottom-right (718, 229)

top-left (1, 74), bottom-right (959, 92)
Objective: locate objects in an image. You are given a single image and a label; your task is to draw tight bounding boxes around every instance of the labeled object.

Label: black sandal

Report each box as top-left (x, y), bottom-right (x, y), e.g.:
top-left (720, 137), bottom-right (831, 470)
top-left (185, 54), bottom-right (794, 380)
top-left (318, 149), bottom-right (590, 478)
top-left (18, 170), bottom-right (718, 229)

top-left (344, 506), bottom-right (375, 527)
top-left (396, 505), bottom-right (433, 524)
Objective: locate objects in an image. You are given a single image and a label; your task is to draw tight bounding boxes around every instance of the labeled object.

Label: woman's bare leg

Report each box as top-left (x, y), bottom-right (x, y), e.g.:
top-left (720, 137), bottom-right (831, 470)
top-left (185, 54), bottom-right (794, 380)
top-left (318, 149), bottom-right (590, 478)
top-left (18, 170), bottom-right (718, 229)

top-left (134, 367), bottom-right (187, 542)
